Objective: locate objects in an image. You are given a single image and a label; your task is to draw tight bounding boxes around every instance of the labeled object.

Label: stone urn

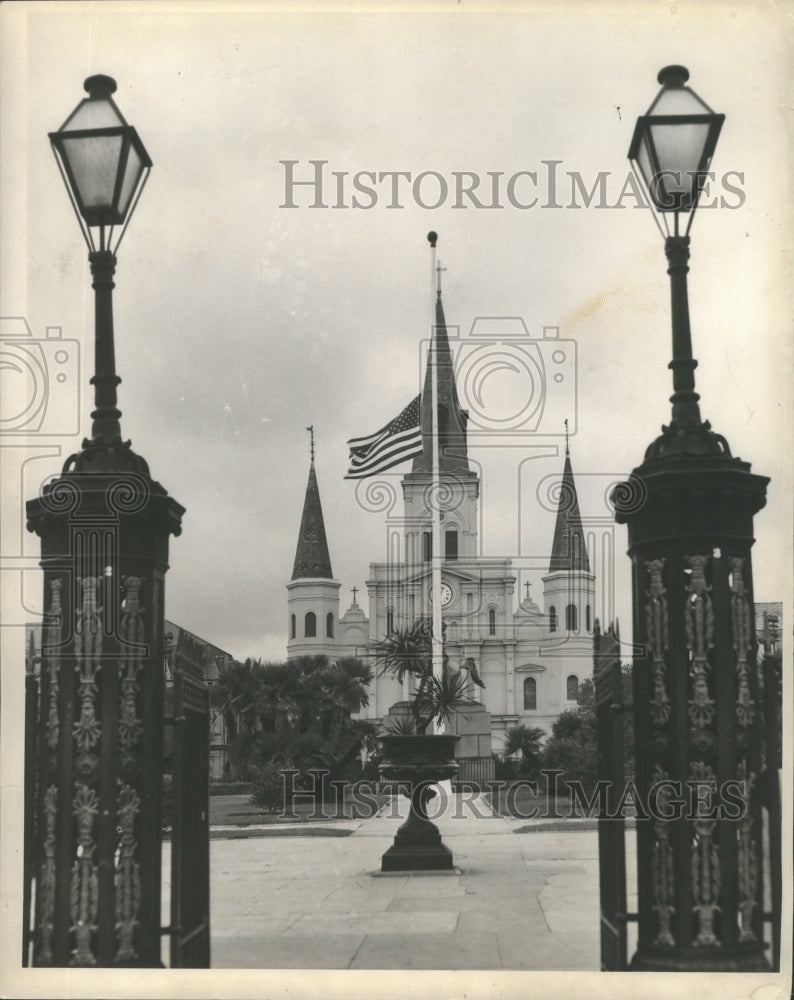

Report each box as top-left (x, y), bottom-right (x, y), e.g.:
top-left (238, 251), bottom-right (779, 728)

top-left (378, 734), bottom-right (460, 871)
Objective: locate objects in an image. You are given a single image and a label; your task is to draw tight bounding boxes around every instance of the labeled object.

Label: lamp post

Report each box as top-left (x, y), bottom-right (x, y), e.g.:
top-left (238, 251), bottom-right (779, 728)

top-left (25, 76), bottom-right (184, 967)
top-left (48, 73), bottom-right (151, 471)
top-left (612, 67), bottom-right (773, 971)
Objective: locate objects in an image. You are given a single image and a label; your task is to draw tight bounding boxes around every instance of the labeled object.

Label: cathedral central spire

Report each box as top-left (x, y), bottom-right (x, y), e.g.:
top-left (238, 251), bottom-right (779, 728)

top-left (411, 269), bottom-right (470, 474)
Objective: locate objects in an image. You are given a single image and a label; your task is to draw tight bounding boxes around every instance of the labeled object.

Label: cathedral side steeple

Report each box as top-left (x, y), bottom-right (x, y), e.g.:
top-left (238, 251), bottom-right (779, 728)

top-left (542, 440), bottom-right (595, 638)
top-left (292, 451), bottom-right (334, 580)
top-left (287, 429), bottom-right (340, 659)
top-left (548, 445), bottom-right (591, 574)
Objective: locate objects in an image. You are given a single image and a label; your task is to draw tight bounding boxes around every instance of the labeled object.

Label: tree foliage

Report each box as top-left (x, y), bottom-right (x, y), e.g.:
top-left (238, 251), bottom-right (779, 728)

top-left (503, 725), bottom-right (545, 778)
top-left (372, 620), bottom-right (479, 734)
top-left (541, 666), bottom-right (634, 792)
top-left (212, 654), bottom-right (376, 785)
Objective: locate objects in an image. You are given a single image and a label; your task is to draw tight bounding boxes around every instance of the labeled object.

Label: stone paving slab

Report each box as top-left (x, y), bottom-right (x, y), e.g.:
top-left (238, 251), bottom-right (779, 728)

top-left (212, 933), bottom-right (366, 969)
top-left (162, 794), bottom-right (613, 970)
top-left (386, 896), bottom-right (468, 912)
top-left (286, 910), bottom-right (460, 936)
top-left (349, 931), bottom-right (502, 970)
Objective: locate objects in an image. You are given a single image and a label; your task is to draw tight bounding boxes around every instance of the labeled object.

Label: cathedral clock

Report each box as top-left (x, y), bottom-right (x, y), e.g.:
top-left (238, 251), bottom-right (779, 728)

top-left (430, 580), bottom-right (454, 607)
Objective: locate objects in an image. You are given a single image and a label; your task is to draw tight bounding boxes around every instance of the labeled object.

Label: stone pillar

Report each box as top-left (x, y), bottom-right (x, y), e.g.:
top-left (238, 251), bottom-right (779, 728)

top-left (26, 468), bottom-right (183, 966)
top-left (614, 440), bottom-right (769, 971)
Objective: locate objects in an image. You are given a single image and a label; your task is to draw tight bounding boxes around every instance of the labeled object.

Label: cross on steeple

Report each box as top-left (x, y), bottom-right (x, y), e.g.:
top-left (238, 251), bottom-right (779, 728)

top-left (352, 586), bottom-right (358, 606)
top-left (435, 260), bottom-right (447, 298)
top-left (306, 425), bottom-right (315, 463)
top-left (564, 418), bottom-right (569, 456)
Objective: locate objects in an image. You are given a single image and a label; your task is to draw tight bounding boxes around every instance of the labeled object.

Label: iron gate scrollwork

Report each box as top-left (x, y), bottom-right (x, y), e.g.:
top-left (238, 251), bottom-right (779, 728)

top-left (167, 630), bottom-right (210, 967)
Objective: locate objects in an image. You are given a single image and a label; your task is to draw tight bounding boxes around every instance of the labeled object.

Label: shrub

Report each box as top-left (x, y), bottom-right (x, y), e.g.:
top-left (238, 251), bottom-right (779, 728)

top-left (249, 762), bottom-right (291, 813)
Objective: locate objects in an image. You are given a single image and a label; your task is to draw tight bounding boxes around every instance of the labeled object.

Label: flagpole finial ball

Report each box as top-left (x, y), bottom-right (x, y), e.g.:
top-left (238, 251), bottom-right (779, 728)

top-left (427, 231), bottom-right (438, 248)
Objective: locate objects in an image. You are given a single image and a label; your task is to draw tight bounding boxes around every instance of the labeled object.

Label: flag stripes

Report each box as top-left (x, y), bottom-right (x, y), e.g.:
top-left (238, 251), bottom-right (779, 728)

top-left (345, 395), bottom-right (423, 479)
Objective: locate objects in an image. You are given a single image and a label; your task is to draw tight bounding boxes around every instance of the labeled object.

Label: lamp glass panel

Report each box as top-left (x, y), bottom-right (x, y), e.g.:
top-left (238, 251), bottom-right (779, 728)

top-left (649, 85), bottom-right (713, 116)
top-left (635, 132), bottom-right (655, 190)
top-left (61, 134), bottom-right (123, 211)
top-left (62, 98), bottom-right (124, 131)
top-left (117, 141), bottom-right (144, 217)
top-left (648, 121), bottom-right (710, 201)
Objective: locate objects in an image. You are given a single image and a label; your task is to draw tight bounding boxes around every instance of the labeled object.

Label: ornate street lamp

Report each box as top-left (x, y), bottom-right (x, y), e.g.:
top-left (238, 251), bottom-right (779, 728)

top-left (48, 74), bottom-right (152, 469)
top-left (609, 67), bottom-right (777, 972)
top-left (629, 65), bottom-right (723, 223)
top-left (627, 65), bottom-right (725, 455)
top-left (25, 77), bottom-right (187, 968)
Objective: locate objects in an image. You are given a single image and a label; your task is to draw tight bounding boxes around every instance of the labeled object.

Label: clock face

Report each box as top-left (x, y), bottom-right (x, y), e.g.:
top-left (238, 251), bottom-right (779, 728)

top-left (439, 582), bottom-right (453, 607)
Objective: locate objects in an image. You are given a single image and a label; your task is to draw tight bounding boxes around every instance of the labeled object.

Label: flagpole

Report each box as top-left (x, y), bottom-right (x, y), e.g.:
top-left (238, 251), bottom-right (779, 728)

top-left (427, 232), bottom-right (444, 735)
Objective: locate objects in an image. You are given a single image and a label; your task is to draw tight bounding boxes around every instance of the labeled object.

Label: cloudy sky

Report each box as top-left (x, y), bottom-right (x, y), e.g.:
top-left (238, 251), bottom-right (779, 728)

top-left (3, 0), bottom-right (792, 668)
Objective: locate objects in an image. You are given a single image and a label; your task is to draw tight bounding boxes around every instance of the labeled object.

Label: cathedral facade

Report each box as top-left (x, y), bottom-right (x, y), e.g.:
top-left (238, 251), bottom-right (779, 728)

top-left (286, 289), bottom-right (596, 753)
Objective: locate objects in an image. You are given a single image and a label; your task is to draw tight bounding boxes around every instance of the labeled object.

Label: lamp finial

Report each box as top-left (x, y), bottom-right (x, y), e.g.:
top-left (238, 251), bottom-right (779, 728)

top-left (657, 65), bottom-right (689, 87)
top-left (84, 74), bottom-right (117, 97)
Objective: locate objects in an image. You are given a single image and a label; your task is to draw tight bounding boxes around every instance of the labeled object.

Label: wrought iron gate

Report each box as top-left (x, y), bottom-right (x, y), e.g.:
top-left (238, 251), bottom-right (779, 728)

top-left (595, 616), bottom-right (782, 972)
top-left (166, 630), bottom-right (210, 967)
top-left (760, 635), bottom-right (782, 970)
top-left (594, 620), bottom-right (634, 970)
top-left (22, 645), bottom-right (40, 966)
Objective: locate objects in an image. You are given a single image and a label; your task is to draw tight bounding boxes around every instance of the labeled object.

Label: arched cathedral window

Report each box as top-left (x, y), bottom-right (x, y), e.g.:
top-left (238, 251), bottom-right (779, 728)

top-left (586, 604), bottom-right (591, 632)
top-left (305, 612), bottom-right (316, 638)
top-left (523, 677), bottom-right (537, 711)
top-left (566, 604), bottom-right (577, 632)
top-left (549, 606), bottom-right (557, 632)
top-left (423, 531), bottom-right (432, 562)
top-left (488, 608), bottom-right (496, 636)
top-left (326, 613), bottom-right (334, 638)
top-left (566, 674), bottom-right (579, 701)
top-left (445, 527), bottom-right (458, 561)
top-left (290, 614), bottom-right (296, 639)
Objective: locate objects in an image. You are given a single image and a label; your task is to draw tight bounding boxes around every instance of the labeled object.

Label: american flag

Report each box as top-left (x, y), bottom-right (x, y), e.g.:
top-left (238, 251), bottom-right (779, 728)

top-left (345, 395), bottom-right (423, 479)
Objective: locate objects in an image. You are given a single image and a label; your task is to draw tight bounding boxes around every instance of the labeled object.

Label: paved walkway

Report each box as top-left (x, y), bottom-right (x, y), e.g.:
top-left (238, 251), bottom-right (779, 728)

top-left (163, 793), bottom-right (637, 970)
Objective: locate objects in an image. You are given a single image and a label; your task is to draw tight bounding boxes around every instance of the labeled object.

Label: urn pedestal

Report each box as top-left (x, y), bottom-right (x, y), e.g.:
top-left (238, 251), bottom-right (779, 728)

top-left (378, 735), bottom-right (460, 872)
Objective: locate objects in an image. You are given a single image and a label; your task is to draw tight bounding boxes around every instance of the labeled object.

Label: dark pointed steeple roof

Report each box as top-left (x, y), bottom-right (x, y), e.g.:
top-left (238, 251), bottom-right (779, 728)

top-left (412, 291), bottom-right (470, 474)
top-left (548, 447), bottom-right (590, 573)
top-left (292, 461), bottom-right (334, 579)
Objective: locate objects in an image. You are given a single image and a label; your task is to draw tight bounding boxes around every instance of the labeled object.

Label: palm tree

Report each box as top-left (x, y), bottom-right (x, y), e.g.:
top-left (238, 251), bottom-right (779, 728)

top-left (253, 660), bottom-right (302, 733)
top-left (503, 724), bottom-right (545, 776)
top-left (212, 658), bottom-right (261, 740)
top-left (318, 657), bottom-right (373, 742)
top-left (372, 619), bottom-right (431, 685)
top-left (221, 653), bottom-right (375, 779)
top-left (372, 621), bottom-right (474, 734)
top-left (412, 668), bottom-right (471, 734)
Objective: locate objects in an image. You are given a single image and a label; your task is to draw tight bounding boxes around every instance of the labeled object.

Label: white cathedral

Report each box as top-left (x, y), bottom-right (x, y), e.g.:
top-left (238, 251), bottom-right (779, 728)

top-left (286, 286), bottom-right (596, 753)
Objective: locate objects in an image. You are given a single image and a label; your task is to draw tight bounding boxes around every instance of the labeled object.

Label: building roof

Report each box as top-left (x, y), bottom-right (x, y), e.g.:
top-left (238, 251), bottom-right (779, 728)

top-left (164, 619), bottom-right (235, 683)
top-left (292, 460), bottom-right (334, 579)
top-left (411, 291), bottom-right (470, 474)
top-left (548, 449), bottom-right (591, 574)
